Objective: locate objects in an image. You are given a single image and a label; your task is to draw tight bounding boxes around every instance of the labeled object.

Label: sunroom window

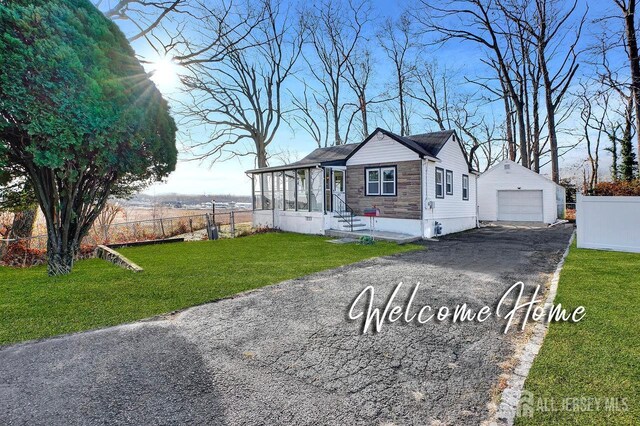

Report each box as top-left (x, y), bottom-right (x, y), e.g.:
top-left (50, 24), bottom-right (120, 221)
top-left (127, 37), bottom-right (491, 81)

top-left (253, 173), bottom-right (262, 210)
top-left (274, 171), bottom-right (284, 210)
top-left (310, 168), bottom-right (323, 212)
top-left (284, 170), bottom-right (296, 210)
top-left (262, 173), bottom-right (273, 210)
top-left (296, 169), bottom-right (309, 211)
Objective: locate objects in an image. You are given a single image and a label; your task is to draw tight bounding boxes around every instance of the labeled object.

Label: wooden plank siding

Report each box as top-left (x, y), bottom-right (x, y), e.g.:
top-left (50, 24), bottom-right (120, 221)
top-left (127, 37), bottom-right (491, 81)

top-left (346, 160), bottom-right (422, 219)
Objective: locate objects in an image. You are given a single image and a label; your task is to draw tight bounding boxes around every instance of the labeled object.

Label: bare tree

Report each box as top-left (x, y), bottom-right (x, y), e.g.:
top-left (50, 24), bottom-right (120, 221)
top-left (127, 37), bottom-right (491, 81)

top-left (176, 0), bottom-right (302, 168)
top-left (613, 0), bottom-right (640, 160)
top-left (578, 81), bottom-right (608, 190)
top-left (500, 0), bottom-right (585, 182)
top-left (378, 13), bottom-right (418, 136)
top-left (417, 0), bottom-right (530, 167)
top-left (301, 0), bottom-right (371, 145)
top-left (344, 48), bottom-right (387, 139)
top-left (410, 62), bottom-right (452, 131)
top-left (290, 85), bottom-right (330, 148)
top-left (408, 62), bottom-right (503, 170)
top-left (93, 0), bottom-right (185, 45)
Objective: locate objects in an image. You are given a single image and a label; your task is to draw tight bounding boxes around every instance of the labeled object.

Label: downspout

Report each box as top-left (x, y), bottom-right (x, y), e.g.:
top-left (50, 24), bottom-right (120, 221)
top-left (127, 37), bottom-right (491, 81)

top-left (475, 173), bottom-right (479, 228)
top-left (420, 158), bottom-right (426, 238)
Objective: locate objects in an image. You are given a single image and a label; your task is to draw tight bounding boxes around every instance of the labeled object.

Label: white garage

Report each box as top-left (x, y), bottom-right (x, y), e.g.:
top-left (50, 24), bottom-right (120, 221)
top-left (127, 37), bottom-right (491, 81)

top-left (478, 159), bottom-right (566, 224)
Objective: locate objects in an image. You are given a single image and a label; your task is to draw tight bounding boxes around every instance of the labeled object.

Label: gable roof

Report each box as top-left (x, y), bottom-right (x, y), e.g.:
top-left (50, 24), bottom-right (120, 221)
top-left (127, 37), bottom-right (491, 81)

top-left (246, 128), bottom-right (472, 174)
top-left (409, 131), bottom-right (456, 154)
top-left (479, 159), bottom-right (563, 188)
top-left (246, 142), bottom-right (360, 173)
top-left (346, 128), bottom-right (451, 161)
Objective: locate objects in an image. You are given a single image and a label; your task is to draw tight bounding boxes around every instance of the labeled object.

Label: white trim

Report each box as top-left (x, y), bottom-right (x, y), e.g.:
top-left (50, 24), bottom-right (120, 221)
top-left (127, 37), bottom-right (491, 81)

top-left (445, 169), bottom-right (453, 195)
top-left (365, 168), bottom-right (380, 195)
top-left (381, 167), bottom-right (397, 196)
top-left (435, 167), bottom-right (444, 198)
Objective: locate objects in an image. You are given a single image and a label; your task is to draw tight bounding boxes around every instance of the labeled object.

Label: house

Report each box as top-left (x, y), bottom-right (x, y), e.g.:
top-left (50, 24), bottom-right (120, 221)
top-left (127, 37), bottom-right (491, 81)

top-left (247, 128), bottom-right (479, 239)
top-left (477, 159), bottom-right (566, 224)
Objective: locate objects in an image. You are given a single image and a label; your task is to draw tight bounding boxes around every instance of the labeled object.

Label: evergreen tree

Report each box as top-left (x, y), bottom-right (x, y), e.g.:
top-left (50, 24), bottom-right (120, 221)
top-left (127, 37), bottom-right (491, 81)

top-left (0, 0), bottom-right (177, 275)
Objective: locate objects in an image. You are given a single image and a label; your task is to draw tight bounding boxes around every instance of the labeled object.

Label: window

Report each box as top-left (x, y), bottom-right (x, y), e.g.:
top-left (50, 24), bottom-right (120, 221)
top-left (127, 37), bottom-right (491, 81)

top-left (435, 167), bottom-right (444, 198)
top-left (366, 166), bottom-right (396, 196)
top-left (274, 171), bottom-right (284, 210)
top-left (262, 173), bottom-right (273, 210)
top-left (253, 173), bottom-right (262, 210)
top-left (296, 168), bottom-right (309, 211)
top-left (366, 169), bottom-right (379, 195)
top-left (324, 168), bottom-right (332, 212)
top-left (381, 167), bottom-right (396, 195)
top-left (462, 174), bottom-right (469, 200)
top-left (333, 170), bottom-right (344, 192)
top-left (445, 170), bottom-right (453, 195)
top-left (284, 170), bottom-right (296, 210)
top-left (310, 168), bottom-right (323, 212)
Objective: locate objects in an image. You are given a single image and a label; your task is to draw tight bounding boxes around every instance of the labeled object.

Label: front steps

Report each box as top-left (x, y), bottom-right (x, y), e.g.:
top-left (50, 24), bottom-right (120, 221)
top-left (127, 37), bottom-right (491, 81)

top-left (332, 211), bottom-right (368, 231)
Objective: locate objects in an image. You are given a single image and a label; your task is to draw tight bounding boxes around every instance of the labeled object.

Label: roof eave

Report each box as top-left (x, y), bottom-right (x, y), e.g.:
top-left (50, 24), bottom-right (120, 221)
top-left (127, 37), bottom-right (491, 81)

top-left (245, 163), bottom-right (322, 174)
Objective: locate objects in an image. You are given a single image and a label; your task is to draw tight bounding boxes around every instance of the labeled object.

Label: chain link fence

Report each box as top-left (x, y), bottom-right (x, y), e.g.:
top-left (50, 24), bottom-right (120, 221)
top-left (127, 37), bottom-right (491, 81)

top-left (1, 210), bottom-right (254, 252)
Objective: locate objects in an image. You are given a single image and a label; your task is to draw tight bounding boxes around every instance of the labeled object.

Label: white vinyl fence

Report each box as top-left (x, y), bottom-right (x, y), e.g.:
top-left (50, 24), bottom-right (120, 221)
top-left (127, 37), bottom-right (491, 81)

top-left (577, 194), bottom-right (640, 253)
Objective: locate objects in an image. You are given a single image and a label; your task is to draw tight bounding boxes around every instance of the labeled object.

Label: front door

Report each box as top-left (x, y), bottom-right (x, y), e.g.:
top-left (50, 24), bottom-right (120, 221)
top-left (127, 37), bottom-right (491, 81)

top-left (332, 169), bottom-right (346, 212)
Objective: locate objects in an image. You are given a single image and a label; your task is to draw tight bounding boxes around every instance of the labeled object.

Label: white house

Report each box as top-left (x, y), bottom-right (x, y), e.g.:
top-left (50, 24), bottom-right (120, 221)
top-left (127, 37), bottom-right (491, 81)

top-left (477, 159), bottom-right (566, 224)
top-left (247, 128), bottom-right (479, 239)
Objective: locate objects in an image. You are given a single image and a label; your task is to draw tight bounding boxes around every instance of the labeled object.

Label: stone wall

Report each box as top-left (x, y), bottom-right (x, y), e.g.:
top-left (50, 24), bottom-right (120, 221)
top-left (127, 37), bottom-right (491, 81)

top-left (96, 245), bottom-right (143, 272)
top-left (346, 160), bottom-right (422, 219)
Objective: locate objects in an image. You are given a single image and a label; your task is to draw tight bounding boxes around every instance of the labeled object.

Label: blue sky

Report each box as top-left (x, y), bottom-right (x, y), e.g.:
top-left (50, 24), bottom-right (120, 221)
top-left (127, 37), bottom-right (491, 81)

top-left (116, 0), bottom-right (624, 196)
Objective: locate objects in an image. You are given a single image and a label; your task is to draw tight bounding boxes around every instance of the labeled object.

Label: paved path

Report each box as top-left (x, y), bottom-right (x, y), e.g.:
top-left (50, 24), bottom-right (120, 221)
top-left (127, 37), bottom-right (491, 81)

top-left (0, 225), bottom-right (573, 425)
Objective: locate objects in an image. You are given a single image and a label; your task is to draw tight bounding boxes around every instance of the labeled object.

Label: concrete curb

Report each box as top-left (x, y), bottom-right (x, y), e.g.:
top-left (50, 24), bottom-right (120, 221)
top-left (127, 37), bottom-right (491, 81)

top-left (96, 245), bottom-right (143, 272)
top-left (492, 230), bottom-right (575, 425)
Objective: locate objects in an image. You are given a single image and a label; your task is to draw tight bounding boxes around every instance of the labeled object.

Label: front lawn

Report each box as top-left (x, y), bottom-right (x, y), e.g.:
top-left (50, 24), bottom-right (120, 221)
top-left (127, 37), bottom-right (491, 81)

top-left (0, 232), bottom-right (420, 346)
top-left (517, 244), bottom-right (640, 425)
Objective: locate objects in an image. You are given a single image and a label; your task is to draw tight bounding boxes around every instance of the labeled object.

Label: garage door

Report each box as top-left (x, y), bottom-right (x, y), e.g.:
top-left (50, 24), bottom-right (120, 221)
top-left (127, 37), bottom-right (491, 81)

top-left (497, 190), bottom-right (543, 221)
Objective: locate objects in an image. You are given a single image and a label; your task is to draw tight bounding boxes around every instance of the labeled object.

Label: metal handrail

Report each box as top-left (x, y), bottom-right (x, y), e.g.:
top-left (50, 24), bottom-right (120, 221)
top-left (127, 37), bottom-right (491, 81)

top-left (332, 194), bottom-right (356, 232)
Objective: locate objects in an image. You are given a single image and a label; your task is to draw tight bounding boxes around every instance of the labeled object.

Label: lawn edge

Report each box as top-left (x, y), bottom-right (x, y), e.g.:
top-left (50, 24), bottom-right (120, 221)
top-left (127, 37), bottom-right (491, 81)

top-left (490, 230), bottom-right (576, 426)
top-left (0, 245), bottom-right (423, 351)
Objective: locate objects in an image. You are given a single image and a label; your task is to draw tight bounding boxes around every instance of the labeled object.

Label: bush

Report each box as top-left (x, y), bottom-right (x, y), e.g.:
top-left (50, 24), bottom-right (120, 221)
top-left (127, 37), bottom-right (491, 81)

top-left (1, 241), bottom-right (96, 268)
top-left (592, 180), bottom-right (640, 196)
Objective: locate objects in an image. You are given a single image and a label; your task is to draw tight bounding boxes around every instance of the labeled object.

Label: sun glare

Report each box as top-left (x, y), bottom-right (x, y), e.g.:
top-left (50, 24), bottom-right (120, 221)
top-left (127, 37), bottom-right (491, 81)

top-left (150, 57), bottom-right (178, 90)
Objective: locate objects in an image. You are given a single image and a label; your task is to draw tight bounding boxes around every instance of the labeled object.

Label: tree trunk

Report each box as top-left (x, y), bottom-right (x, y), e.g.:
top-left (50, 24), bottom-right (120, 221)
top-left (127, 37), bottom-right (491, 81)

top-left (500, 79), bottom-right (516, 161)
top-left (532, 83), bottom-right (540, 173)
top-left (360, 94), bottom-right (369, 137)
top-left (539, 41), bottom-right (560, 182)
top-left (398, 70), bottom-right (406, 136)
top-left (46, 229), bottom-right (77, 276)
top-left (11, 207), bottom-right (37, 239)
top-left (516, 102), bottom-right (529, 167)
top-left (624, 0), bottom-right (640, 163)
top-left (256, 142), bottom-right (267, 168)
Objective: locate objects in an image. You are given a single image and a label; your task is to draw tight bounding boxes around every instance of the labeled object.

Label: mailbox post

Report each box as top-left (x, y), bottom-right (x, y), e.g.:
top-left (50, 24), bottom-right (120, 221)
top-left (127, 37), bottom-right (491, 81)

top-left (363, 206), bottom-right (381, 241)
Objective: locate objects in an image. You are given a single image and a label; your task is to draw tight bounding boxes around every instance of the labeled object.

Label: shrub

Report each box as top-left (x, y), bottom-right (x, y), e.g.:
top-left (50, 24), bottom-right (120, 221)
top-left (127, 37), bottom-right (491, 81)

top-left (1, 241), bottom-right (96, 268)
top-left (592, 180), bottom-right (640, 196)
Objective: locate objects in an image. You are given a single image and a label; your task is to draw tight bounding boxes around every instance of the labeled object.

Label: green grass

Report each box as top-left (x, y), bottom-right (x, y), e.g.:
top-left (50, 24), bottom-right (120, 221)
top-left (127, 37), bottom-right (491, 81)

top-left (516, 244), bottom-right (640, 425)
top-left (0, 232), bottom-right (420, 346)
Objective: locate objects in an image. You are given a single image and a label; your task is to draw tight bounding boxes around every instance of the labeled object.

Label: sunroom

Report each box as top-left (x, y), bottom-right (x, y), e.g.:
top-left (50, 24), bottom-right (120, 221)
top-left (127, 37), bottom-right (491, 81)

top-left (247, 144), bottom-right (359, 234)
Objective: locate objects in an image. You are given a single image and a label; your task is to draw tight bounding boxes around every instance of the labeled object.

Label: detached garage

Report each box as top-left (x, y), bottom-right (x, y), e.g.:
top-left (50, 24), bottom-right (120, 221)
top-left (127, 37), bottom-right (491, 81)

top-left (478, 159), bottom-right (566, 224)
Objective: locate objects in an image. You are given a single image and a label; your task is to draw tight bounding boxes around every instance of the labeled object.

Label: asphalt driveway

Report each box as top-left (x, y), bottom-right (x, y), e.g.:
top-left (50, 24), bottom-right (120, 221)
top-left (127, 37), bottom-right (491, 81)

top-left (0, 225), bottom-right (573, 425)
